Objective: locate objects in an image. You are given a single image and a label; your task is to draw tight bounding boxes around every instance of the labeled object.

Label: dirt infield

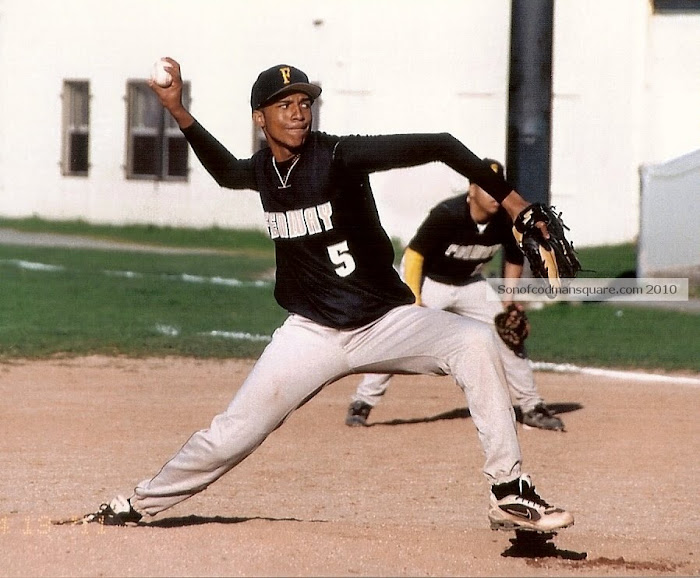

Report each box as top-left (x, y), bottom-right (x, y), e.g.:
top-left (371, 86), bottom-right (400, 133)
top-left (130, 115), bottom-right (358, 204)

top-left (1, 356), bottom-right (698, 577)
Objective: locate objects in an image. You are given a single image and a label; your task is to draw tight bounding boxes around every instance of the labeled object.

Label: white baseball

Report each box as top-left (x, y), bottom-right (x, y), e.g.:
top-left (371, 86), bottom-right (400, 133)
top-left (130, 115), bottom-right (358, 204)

top-left (151, 58), bottom-right (173, 88)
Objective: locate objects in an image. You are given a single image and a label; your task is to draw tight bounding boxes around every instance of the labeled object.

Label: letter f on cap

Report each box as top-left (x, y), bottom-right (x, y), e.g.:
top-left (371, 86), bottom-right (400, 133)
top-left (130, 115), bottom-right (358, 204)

top-left (280, 67), bottom-right (291, 85)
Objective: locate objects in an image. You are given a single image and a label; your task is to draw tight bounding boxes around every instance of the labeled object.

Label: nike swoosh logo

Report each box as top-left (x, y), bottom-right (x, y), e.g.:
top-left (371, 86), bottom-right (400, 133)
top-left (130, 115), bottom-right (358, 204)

top-left (500, 504), bottom-right (541, 521)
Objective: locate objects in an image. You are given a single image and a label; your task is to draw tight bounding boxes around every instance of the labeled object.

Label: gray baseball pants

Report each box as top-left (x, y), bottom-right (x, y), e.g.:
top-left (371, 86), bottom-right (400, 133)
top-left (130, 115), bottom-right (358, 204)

top-left (353, 276), bottom-right (542, 413)
top-left (130, 304), bottom-right (522, 516)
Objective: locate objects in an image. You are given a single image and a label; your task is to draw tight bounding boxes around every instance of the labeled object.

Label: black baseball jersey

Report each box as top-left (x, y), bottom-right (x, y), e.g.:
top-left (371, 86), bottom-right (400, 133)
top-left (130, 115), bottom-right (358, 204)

top-left (408, 194), bottom-right (524, 285)
top-left (182, 122), bottom-right (514, 328)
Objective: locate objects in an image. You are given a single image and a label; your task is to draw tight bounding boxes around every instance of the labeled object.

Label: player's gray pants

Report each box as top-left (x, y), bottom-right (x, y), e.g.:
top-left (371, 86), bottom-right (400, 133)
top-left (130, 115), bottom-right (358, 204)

top-left (353, 276), bottom-right (542, 413)
top-left (130, 305), bottom-right (521, 516)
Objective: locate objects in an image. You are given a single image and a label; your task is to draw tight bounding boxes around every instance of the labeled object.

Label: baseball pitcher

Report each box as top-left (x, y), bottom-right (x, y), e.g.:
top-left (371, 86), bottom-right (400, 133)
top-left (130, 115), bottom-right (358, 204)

top-left (76, 60), bottom-right (575, 535)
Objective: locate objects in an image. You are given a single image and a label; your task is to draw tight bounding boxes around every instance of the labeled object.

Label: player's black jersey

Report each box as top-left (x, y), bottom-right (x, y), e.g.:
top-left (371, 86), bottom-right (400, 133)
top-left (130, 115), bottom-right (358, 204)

top-left (182, 121), bottom-right (514, 328)
top-left (408, 194), bottom-right (524, 285)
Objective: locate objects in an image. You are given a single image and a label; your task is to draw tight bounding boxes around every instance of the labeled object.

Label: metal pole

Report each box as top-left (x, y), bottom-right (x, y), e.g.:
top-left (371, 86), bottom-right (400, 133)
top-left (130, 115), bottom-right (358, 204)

top-left (506, 0), bottom-right (554, 205)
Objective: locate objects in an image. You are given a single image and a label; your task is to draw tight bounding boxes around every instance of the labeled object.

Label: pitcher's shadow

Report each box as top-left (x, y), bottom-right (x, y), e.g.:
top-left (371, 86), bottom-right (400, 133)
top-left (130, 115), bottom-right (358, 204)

top-left (144, 514), bottom-right (327, 528)
top-left (500, 531), bottom-right (588, 560)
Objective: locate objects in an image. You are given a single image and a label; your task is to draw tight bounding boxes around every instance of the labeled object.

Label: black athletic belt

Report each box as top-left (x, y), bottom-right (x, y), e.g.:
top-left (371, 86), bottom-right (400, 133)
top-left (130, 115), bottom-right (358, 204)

top-left (425, 273), bottom-right (484, 286)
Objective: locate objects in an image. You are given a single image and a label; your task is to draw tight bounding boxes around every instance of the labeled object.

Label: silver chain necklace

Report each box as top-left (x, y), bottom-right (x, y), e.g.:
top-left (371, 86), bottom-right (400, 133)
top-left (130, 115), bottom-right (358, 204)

top-left (272, 155), bottom-right (301, 189)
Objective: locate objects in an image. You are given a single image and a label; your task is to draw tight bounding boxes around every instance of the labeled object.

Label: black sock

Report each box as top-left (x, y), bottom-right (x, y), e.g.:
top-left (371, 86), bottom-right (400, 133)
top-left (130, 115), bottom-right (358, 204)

top-left (491, 477), bottom-right (521, 500)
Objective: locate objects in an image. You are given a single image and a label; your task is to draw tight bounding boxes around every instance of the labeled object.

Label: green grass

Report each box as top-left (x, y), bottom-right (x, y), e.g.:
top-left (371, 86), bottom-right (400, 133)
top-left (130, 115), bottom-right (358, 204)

top-left (527, 303), bottom-right (700, 371)
top-left (572, 243), bottom-right (637, 278)
top-left (515, 242), bottom-right (700, 371)
top-left (0, 242), bottom-right (284, 359)
top-left (0, 218), bottom-right (698, 372)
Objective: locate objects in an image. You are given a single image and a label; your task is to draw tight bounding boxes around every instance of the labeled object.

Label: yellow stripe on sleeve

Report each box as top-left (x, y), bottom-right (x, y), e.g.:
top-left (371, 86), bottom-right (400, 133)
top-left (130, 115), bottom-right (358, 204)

top-left (402, 247), bottom-right (425, 305)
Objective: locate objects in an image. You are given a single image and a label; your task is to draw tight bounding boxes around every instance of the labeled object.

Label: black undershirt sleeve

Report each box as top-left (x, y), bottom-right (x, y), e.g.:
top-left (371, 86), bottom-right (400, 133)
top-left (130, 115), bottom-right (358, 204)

top-left (502, 221), bottom-right (526, 266)
top-left (333, 133), bottom-right (514, 204)
top-left (181, 120), bottom-right (256, 190)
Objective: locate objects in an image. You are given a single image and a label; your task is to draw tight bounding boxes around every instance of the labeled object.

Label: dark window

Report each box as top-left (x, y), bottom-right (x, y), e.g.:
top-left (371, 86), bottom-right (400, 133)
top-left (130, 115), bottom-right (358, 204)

top-left (68, 133), bottom-right (89, 173)
top-left (653, 0), bottom-right (700, 13)
top-left (126, 81), bottom-right (190, 180)
top-left (168, 138), bottom-right (189, 177)
top-left (62, 81), bottom-right (90, 176)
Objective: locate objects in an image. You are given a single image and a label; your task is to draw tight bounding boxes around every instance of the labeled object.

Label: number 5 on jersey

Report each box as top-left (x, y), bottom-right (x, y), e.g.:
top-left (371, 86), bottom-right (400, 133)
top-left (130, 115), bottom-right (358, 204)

top-left (327, 241), bottom-right (356, 277)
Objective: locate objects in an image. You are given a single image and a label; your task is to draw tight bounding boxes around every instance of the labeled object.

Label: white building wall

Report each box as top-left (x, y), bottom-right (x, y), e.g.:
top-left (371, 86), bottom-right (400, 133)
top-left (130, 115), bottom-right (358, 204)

top-left (644, 11), bottom-right (700, 161)
top-left (550, 0), bottom-right (649, 246)
top-left (0, 0), bottom-right (698, 247)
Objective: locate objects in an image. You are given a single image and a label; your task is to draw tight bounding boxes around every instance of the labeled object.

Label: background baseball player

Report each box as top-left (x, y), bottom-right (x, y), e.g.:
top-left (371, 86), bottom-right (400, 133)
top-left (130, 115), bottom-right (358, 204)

top-left (346, 159), bottom-right (565, 431)
top-left (79, 59), bottom-right (574, 534)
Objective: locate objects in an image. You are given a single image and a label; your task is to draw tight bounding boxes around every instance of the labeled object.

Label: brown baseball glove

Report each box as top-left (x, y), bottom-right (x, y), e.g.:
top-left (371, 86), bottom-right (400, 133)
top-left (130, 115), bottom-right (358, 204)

top-left (494, 304), bottom-right (530, 358)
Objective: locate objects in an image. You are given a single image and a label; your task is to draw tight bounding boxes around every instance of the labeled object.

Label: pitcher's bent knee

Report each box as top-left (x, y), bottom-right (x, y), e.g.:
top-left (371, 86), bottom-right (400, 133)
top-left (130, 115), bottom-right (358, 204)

top-left (459, 318), bottom-right (499, 352)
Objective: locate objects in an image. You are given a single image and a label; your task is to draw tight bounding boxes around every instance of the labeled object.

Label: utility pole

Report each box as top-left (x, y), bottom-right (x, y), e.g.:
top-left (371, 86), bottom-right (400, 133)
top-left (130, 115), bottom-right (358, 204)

top-left (506, 0), bottom-right (554, 205)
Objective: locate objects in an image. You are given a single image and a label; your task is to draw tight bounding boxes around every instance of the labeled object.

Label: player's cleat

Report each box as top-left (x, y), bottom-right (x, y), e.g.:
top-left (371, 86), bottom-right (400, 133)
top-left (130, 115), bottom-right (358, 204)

top-left (521, 403), bottom-right (565, 431)
top-left (345, 400), bottom-right (372, 427)
top-left (82, 495), bottom-right (142, 526)
top-left (489, 474), bottom-right (574, 533)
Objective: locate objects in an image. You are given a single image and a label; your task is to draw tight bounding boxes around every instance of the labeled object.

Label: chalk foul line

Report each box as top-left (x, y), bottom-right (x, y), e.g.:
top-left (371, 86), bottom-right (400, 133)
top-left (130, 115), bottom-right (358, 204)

top-left (531, 361), bottom-right (700, 387)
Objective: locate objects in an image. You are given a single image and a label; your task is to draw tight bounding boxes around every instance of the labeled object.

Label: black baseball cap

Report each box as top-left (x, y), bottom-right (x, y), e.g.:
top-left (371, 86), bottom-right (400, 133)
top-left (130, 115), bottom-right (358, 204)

top-left (250, 64), bottom-right (322, 110)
